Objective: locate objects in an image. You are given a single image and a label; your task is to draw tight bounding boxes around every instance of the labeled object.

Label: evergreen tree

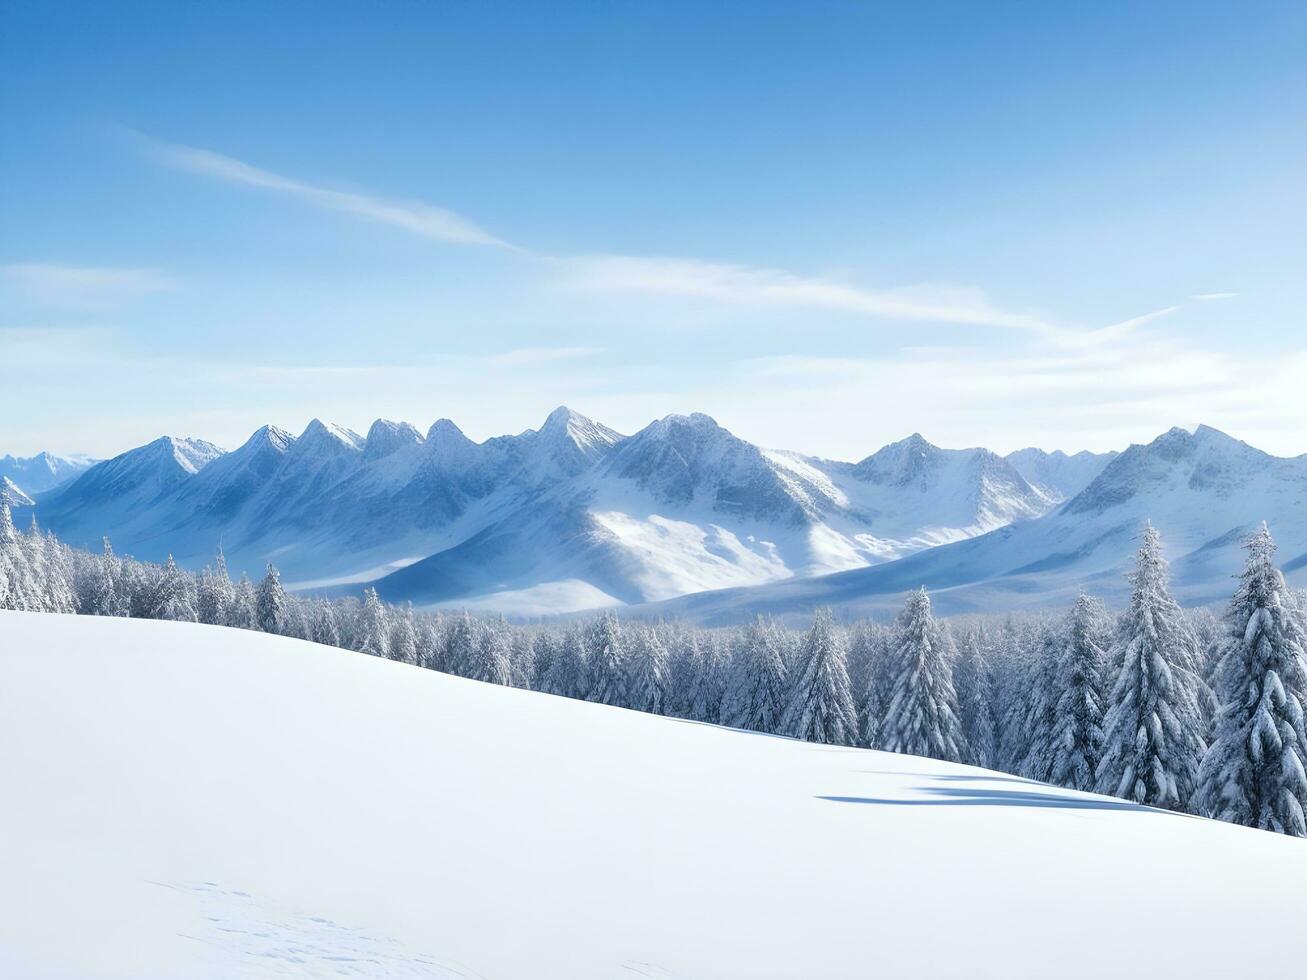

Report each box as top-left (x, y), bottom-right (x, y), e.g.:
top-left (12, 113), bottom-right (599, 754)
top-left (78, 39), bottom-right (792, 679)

top-left (691, 633), bottom-right (730, 723)
top-left (443, 610), bottom-right (479, 677)
top-left (954, 629), bottom-right (998, 769)
top-left (628, 625), bottom-right (670, 715)
top-left (1096, 525), bottom-right (1207, 810)
top-left (256, 564), bottom-right (287, 635)
top-left (196, 547), bottom-right (232, 625)
top-left (781, 608), bottom-right (857, 745)
top-left (0, 499), bottom-right (36, 610)
top-left (541, 626), bottom-right (586, 698)
top-left (227, 573), bottom-right (258, 630)
top-left (1196, 525), bottom-right (1307, 835)
top-left (509, 629), bottom-right (537, 689)
top-left (354, 587), bottom-right (391, 658)
top-left (84, 537), bottom-right (123, 617)
top-left (726, 616), bottom-right (789, 733)
top-left (586, 611), bottom-right (629, 707)
top-left (415, 617), bottom-right (442, 670)
top-left (666, 631), bottom-right (702, 719)
top-left (879, 589), bottom-right (966, 762)
top-left (852, 623), bottom-right (892, 749)
top-left (156, 555), bottom-right (197, 622)
top-left (1045, 595), bottom-right (1110, 791)
top-left (466, 616), bottom-right (512, 685)
top-left (310, 600), bottom-right (342, 648)
top-left (389, 604), bottom-right (419, 665)
top-left (1018, 625), bottom-right (1063, 781)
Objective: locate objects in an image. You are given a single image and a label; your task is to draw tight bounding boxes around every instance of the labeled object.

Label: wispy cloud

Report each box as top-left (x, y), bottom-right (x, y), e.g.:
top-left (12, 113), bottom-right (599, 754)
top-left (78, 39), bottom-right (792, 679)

top-left (136, 134), bottom-right (1065, 334)
top-left (551, 254), bottom-right (1060, 334)
top-left (145, 137), bottom-right (511, 249)
top-left (1192, 292), bottom-right (1238, 301)
top-left (488, 346), bottom-right (603, 366)
top-left (1, 263), bottom-right (175, 309)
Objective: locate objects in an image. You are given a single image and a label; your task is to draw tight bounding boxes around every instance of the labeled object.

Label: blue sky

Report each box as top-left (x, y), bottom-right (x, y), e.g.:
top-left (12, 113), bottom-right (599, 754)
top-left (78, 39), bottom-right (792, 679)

top-left (2, 1), bottom-right (1304, 458)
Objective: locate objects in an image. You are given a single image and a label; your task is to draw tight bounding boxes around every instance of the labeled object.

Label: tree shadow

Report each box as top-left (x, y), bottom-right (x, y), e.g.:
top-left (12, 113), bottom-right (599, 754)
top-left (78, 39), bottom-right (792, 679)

top-left (817, 785), bottom-right (1177, 814)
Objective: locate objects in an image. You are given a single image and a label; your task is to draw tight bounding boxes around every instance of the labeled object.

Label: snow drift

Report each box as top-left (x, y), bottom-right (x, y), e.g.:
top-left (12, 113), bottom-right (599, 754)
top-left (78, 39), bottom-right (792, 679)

top-left (1, 611), bottom-right (1304, 978)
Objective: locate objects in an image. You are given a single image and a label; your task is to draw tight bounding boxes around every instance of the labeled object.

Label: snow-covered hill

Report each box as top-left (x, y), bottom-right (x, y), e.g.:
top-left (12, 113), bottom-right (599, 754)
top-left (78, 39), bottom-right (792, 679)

top-left (16, 411), bottom-right (1057, 612)
top-left (1, 612), bottom-right (1302, 978)
top-left (643, 425), bottom-right (1307, 623)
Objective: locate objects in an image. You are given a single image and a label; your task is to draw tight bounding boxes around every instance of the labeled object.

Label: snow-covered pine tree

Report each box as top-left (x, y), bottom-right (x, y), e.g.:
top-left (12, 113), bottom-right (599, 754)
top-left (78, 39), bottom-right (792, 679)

top-left (691, 633), bottom-right (731, 723)
top-left (586, 611), bottom-right (629, 708)
top-left (539, 626), bottom-right (582, 697)
top-left (256, 564), bottom-right (287, 635)
top-left (0, 499), bottom-right (36, 610)
top-left (389, 604), bottom-right (419, 665)
top-left (41, 531), bottom-right (77, 613)
top-left (1096, 525), bottom-right (1207, 810)
top-left (415, 617), bottom-right (442, 670)
top-left (196, 547), bottom-right (233, 625)
top-left (1017, 625), bottom-right (1063, 781)
top-left (726, 616), bottom-right (789, 733)
top-left (781, 608), bottom-right (857, 745)
top-left (439, 611), bottom-right (475, 676)
top-left (529, 631), bottom-right (557, 687)
top-left (1195, 525), bottom-right (1307, 836)
top-left (20, 516), bottom-right (52, 612)
top-left (953, 629), bottom-right (998, 769)
top-left (879, 589), bottom-right (966, 762)
top-left (509, 629), bottom-right (537, 689)
top-left (466, 616), bottom-right (512, 686)
top-left (994, 617), bottom-right (1043, 772)
top-left (311, 599), bottom-right (342, 648)
top-left (1044, 595), bottom-right (1111, 792)
top-left (851, 623), bottom-right (892, 748)
top-left (155, 555), bottom-right (197, 622)
top-left (81, 537), bottom-right (123, 616)
top-left (628, 624), bottom-right (670, 715)
top-left (666, 631), bottom-right (702, 719)
top-left (227, 573), bottom-right (258, 630)
top-left (354, 587), bottom-right (391, 658)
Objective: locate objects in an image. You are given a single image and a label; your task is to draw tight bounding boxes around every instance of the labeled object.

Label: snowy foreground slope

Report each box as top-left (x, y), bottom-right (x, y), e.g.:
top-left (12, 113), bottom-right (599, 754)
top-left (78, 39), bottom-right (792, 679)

top-left (2, 613), bottom-right (1305, 979)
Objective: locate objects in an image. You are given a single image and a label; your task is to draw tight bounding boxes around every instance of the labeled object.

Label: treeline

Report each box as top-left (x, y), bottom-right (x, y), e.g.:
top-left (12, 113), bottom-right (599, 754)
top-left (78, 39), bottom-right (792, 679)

top-left (3, 500), bottom-right (1306, 836)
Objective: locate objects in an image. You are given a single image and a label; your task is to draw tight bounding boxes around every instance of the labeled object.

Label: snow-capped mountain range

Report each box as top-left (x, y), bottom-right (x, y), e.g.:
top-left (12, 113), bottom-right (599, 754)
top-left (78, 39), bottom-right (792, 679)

top-left (644, 425), bottom-right (1307, 623)
top-left (11, 408), bottom-right (1111, 614)
top-left (16, 415), bottom-right (1302, 620)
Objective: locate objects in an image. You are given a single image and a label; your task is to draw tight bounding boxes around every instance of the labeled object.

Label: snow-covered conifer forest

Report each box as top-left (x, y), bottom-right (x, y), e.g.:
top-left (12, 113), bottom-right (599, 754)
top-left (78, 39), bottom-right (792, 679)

top-left (5, 497), bottom-right (1305, 837)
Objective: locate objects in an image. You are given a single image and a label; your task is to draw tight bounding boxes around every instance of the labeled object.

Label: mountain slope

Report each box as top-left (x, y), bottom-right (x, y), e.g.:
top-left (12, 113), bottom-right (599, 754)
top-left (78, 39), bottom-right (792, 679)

top-left (3, 611), bottom-right (1304, 978)
top-left (27, 436), bottom-right (225, 550)
top-left (641, 425), bottom-right (1307, 623)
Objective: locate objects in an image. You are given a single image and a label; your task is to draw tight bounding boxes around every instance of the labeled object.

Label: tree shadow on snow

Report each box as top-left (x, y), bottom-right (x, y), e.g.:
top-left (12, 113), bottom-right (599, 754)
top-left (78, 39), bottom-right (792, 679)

top-left (817, 785), bottom-right (1177, 814)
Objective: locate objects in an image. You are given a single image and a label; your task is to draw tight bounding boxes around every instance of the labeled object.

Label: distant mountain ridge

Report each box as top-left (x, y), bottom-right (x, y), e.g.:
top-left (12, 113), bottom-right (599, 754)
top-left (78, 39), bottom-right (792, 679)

top-left (9, 410), bottom-right (1106, 613)
top-left (635, 425), bottom-right (1307, 624)
top-left (0, 451), bottom-right (98, 500)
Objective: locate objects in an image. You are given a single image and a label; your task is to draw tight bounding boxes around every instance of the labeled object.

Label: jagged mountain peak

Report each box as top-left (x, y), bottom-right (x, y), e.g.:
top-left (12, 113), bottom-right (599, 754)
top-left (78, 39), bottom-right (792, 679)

top-left (239, 425), bottom-right (296, 455)
top-left (364, 419), bottom-right (424, 461)
top-left (294, 419), bottom-right (364, 454)
top-left (532, 407), bottom-right (623, 468)
top-left (143, 435), bottom-right (226, 475)
top-left (426, 418), bottom-right (471, 444)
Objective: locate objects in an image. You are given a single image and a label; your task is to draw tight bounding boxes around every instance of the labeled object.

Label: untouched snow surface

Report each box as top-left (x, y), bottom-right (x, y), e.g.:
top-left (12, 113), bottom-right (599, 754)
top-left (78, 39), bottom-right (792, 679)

top-left (2, 612), bottom-right (1305, 979)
